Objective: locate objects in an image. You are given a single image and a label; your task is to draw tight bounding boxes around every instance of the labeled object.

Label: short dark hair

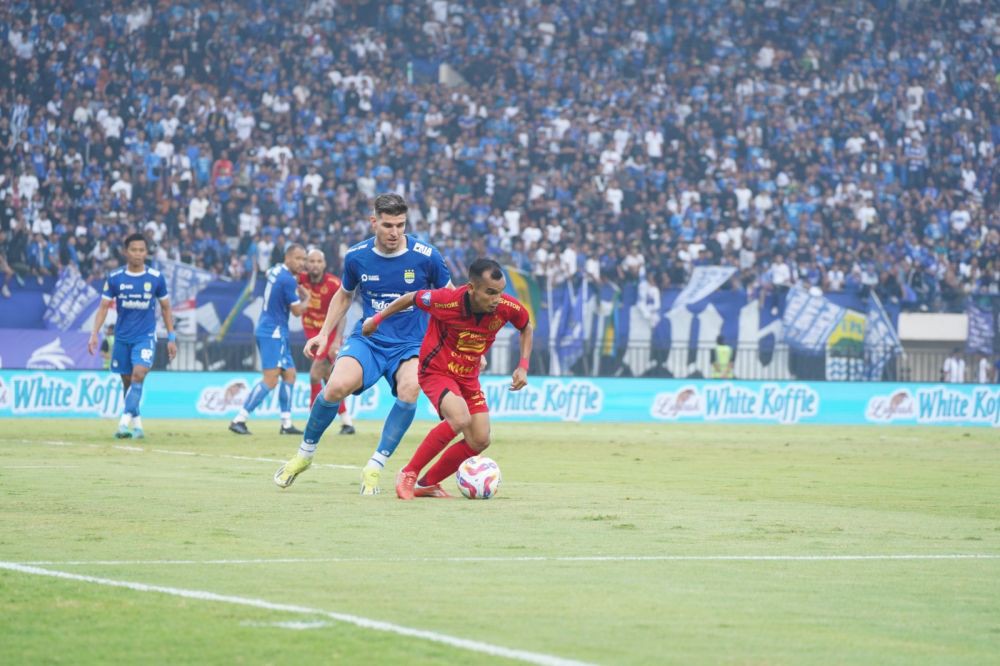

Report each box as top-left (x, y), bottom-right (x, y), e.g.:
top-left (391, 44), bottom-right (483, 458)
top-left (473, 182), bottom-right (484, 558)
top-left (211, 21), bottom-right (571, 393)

top-left (284, 243), bottom-right (304, 258)
top-left (123, 232), bottom-right (147, 250)
top-left (372, 193), bottom-right (407, 218)
top-left (469, 258), bottom-right (503, 282)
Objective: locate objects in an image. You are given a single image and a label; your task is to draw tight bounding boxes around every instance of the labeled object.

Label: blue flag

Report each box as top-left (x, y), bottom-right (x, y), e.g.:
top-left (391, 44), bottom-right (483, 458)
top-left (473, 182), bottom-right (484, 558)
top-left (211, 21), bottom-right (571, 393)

top-left (865, 294), bottom-right (903, 380)
top-left (782, 287), bottom-right (846, 354)
top-left (556, 280), bottom-right (585, 373)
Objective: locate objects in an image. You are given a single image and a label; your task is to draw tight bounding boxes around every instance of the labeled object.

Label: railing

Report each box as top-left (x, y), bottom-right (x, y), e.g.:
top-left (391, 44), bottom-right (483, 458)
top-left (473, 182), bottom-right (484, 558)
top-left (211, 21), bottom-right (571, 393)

top-left (142, 339), bottom-right (988, 384)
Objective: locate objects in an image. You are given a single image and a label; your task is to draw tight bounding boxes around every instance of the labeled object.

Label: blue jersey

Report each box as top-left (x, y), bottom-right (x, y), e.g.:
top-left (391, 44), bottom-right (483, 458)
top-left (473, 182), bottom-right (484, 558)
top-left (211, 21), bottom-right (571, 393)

top-left (102, 267), bottom-right (169, 343)
top-left (256, 264), bottom-right (301, 339)
top-left (342, 235), bottom-right (451, 346)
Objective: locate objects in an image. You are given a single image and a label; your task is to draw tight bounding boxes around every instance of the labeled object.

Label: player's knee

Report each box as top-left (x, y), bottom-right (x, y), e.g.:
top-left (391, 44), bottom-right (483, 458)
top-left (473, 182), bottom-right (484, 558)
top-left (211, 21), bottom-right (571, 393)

top-left (447, 413), bottom-right (473, 434)
top-left (395, 381), bottom-right (420, 402)
top-left (468, 435), bottom-right (491, 453)
top-left (323, 382), bottom-right (352, 402)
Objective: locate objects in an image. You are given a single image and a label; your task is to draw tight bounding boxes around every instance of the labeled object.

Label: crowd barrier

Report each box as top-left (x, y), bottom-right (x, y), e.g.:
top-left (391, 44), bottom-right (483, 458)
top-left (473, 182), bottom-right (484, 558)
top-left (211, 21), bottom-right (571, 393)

top-left (1, 371), bottom-right (997, 428)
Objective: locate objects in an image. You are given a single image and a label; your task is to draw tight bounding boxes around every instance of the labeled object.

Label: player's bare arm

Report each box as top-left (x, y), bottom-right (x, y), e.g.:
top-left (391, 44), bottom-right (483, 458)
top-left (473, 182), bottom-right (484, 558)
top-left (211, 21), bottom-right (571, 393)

top-left (87, 298), bottom-right (114, 355)
top-left (361, 291), bottom-right (417, 336)
top-left (305, 287), bottom-right (353, 358)
top-left (511, 323), bottom-right (533, 391)
top-left (159, 297), bottom-right (178, 361)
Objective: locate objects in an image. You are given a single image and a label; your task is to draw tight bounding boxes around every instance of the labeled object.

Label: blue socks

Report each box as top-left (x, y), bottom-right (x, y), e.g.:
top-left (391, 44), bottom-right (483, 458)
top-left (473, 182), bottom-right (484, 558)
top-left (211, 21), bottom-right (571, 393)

top-left (369, 399), bottom-right (417, 467)
top-left (242, 381), bottom-right (272, 414)
top-left (279, 381), bottom-right (293, 414)
top-left (124, 381), bottom-right (143, 416)
top-left (299, 396), bottom-right (341, 458)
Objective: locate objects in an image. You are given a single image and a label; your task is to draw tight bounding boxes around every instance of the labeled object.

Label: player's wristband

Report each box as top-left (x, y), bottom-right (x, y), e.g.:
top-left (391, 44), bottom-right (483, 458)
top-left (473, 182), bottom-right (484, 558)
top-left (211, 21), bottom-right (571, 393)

top-left (371, 311), bottom-right (384, 327)
top-left (167, 332), bottom-right (177, 342)
top-left (517, 358), bottom-right (529, 371)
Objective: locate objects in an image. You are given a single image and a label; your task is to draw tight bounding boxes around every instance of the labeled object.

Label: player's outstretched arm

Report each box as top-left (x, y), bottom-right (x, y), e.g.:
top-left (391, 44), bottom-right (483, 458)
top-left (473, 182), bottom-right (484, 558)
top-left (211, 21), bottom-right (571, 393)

top-left (306, 287), bottom-right (353, 358)
top-left (159, 297), bottom-right (178, 361)
top-left (87, 299), bottom-right (114, 355)
top-left (361, 291), bottom-right (416, 336)
top-left (510, 323), bottom-right (534, 391)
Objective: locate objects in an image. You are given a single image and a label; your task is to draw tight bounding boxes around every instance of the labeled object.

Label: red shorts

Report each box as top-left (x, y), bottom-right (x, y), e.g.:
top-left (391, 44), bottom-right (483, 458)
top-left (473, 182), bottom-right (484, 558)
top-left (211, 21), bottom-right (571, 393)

top-left (305, 328), bottom-right (338, 362)
top-left (420, 371), bottom-right (488, 416)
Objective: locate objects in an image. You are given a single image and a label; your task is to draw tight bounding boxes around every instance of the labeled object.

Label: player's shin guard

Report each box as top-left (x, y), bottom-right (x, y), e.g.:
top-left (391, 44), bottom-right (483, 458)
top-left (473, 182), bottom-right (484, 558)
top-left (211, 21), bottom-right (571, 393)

top-left (420, 440), bottom-right (477, 487)
top-left (299, 396), bottom-right (340, 458)
top-left (124, 381), bottom-right (143, 416)
top-left (372, 399), bottom-right (416, 463)
top-left (404, 420), bottom-right (457, 476)
top-left (242, 381), bottom-right (272, 415)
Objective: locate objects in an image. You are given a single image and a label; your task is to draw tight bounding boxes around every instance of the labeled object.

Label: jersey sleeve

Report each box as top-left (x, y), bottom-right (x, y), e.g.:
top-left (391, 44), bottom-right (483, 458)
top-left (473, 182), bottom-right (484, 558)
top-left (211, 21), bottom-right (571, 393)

top-left (101, 276), bottom-right (116, 300)
top-left (282, 272), bottom-right (300, 306)
top-left (413, 288), bottom-right (435, 313)
top-left (428, 245), bottom-right (452, 288)
top-left (155, 273), bottom-right (168, 299)
top-left (506, 297), bottom-right (530, 330)
top-left (340, 253), bottom-right (359, 292)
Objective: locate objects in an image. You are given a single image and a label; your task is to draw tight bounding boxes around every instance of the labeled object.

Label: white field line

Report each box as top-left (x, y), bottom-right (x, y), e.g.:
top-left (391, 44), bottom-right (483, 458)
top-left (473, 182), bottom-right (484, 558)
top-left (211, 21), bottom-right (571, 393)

top-left (240, 619), bottom-right (333, 630)
top-left (18, 553), bottom-right (1000, 567)
top-left (0, 438), bottom-right (358, 470)
top-left (1, 465), bottom-right (79, 469)
top-left (0, 562), bottom-right (593, 666)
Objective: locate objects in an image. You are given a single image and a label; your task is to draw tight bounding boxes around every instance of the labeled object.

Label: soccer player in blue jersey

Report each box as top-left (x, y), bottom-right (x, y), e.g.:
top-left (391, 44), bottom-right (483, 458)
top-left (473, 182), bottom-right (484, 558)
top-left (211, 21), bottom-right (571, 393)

top-left (229, 243), bottom-right (308, 435)
top-left (88, 233), bottom-right (177, 439)
top-left (274, 193), bottom-right (451, 494)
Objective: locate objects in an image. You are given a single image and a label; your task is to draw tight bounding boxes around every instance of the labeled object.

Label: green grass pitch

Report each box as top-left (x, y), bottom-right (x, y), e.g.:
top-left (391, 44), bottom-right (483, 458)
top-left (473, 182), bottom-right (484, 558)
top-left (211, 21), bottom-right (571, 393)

top-left (1, 419), bottom-right (998, 665)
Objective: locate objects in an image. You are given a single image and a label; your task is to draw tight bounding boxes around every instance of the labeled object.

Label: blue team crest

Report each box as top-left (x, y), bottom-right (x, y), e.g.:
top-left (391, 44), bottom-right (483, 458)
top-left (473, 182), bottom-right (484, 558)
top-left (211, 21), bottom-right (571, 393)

top-left (420, 291), bottom-right (431, 306)
top-left (143, 282), bottom-right (152, 292)
top-left (403, 269), bottom-right (415, 285)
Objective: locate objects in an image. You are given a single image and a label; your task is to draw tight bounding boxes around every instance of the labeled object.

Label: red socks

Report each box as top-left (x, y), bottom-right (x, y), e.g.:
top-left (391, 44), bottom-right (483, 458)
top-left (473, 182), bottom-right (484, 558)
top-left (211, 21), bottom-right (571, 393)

top-left (404, 420), bottom-right (456, 475)
top-left (420, 440), bottom-right (477, 487)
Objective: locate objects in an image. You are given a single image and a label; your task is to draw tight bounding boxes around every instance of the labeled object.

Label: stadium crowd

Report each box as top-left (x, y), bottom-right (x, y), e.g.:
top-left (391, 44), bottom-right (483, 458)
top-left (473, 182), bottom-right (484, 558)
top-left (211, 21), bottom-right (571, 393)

top-left (0, 0), bottom-right (997, 313)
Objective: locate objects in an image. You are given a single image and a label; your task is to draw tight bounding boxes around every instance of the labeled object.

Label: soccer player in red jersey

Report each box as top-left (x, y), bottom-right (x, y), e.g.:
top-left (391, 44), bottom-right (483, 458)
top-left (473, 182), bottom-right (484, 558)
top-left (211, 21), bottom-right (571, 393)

top-left (361, 257), bottom-right (533, 499)
top-left (298, 249), bottom-right (354, 434)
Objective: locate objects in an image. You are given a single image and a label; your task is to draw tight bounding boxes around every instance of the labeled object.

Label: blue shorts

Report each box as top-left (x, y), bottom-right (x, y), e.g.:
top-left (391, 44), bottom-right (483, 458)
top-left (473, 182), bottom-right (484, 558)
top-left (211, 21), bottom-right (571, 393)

top-left (257, 335), bottom-right (294, 370)
top-left (337, 334), bottom-right (420, 397)
top-left (111, 337), bottom-right (156, 375)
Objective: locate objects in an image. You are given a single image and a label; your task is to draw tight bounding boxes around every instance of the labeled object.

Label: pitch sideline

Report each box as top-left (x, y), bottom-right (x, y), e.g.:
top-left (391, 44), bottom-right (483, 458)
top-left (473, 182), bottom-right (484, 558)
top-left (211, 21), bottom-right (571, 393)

top-left (18, 553), bottom-right (1000, 566)
top-left (0, 561), bottom-right (593, 666)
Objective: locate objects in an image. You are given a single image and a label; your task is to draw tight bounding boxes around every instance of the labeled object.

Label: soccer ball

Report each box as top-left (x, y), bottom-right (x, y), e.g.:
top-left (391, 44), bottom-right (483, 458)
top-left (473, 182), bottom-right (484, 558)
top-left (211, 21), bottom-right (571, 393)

top-left (455, 456), bottom-right (501, 499)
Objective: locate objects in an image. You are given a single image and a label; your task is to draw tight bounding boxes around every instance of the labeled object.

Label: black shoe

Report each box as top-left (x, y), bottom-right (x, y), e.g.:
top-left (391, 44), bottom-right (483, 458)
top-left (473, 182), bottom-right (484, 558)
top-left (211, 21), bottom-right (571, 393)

top-left (229, 421), bottom-right (251, 435)
top-left (338, 425), bottom-right (356, 435)
top-left (280, 424), bottom-right (304, 435)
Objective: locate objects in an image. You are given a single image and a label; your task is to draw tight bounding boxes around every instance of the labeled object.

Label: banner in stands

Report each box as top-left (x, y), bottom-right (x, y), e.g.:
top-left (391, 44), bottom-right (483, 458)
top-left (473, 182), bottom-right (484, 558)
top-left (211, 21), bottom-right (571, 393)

top-left (0, 266), bottom-right (905, 380)
top-left (0, 331), bottom-right (101, 370)
top-left (1, 371), bottom-right (996, 427)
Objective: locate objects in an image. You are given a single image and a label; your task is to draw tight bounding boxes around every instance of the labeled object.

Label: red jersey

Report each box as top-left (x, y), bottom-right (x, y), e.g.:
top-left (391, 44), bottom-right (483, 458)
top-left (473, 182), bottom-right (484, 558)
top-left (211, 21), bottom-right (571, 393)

top-left (413, 285), bottom-right (529, 378)
top-left (297, 272), bottom-right (342, 337)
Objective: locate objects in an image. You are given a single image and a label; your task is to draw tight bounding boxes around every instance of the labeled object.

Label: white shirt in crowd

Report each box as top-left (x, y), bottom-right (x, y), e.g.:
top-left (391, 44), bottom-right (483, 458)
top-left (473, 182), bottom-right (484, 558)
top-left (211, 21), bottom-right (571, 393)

top-left (770, 260), bottom-right (792, 287)
top-left (977, 357), bottom-right (990, 384)
top-left (941, 355), bottom-right (965, 383)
